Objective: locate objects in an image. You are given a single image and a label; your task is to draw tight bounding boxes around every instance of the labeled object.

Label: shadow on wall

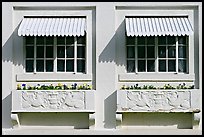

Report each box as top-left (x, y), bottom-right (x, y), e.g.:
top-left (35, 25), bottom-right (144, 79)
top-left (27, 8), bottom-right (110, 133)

top-left (2, 94), bottom-right (12, 128)
top-left (98, 20), bottom-right (126, 67)
top-left (104, 91), bottom-right (117, 128)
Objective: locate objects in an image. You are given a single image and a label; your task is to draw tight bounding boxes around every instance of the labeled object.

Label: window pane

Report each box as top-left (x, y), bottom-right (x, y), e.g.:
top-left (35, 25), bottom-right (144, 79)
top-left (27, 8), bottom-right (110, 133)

top-left (138, 46), bottom-right (145, 58)
top-left (46, 60), bottom-right (53, 72)
top-left (137, 37), bottom-right (145, 45)
top-left (57, 46), bottom-right (65, 58)
top-left (158, 46), bottom-right (166, 58)
top-left (147, 46), bottom-right (155, 58)
top-left (57, 37), bottom-right (65, 45)
top-left (178, 46), bottom-right (186, 58)
top-left (178, 59), bottom-right (186, 73)
top-left (66, 36), bottom-right (74, 45)
top-left (138, 60), bottom-right (145, 72)
top-left (126, 37), bottom-right (135, 45)
top-left (167, 36), bottom-right (176, 45)
top-left (36, 37), bottom-right (44, 45)
top-left (77, 46), bottom-right (85, 58)
top-left (46, 46), bottom-right (53, 58)
top-left (36, 60), bottom-right (44, 72)
top-left (26, 46), bottom-right (34, 58)
top-left (168, 60), bottom-right (176, 72)
top-left (66, 46), bottom-right (74, 58)
top-left (77, 36), bottom-right (86, 44)
top-left (36, 46), bottom-right (44, 58)
top-left (57, 60), bottom-right (65, 72)
top-left (46, 37), bottom-right (54, 45)
top-left (168, 46), bottom-right (176, 58)
top-left (127, 46), bottom-right (135, 58)
top-left (26, 36), bottom-right (34, 45)
top-left (26, 60), bottom-right (34, 72)
top-left (127, 60), bottom-right (135, 72)
top-left (77, 60), bottom-right (85, 73)
top-left (66, 60), bottom-right (74, 72)
top-left (159, 60), bottom-right (166, 72)
top-left (147, 36), bottom-right (155, 45)
top-left (158, 36), bottom-right (166, 45)
top-left (147, 60), bottom-right (155, 72)
top-left (178, 36), bottom-right (187, 45)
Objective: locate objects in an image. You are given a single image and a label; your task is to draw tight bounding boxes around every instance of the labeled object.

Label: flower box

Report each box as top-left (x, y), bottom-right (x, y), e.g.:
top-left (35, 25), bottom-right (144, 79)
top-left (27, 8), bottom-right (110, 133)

top-left (117, 89), bottom-right (200, 113)
top-left (12, 90), bottom-right (95, 112)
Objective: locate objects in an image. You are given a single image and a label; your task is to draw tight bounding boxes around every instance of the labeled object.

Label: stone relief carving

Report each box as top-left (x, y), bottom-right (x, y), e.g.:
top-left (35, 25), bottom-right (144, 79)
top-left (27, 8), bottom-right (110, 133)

top-left (21, 91), bottom-right (85, 110)
top-left (126, 91), bottom-right (191, 111)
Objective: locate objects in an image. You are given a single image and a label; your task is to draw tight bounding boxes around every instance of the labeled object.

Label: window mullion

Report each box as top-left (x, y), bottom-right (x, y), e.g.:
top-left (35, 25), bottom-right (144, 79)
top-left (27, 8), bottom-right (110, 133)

top-left (74, 37), bottom-right (77, 73)
top-left (65, 37), bottom-right (67, 72)
top-left (135, 37), bottom-right (137, 73)
top-left (34, 36), bottom-right (37, 73)
top-left (44, 37), bottom-right (46, 72)
top-left (54, 37), bottom-right (57, 73)
top-left (155, 36), bottom-right (158, 73)
top-left (145, 37), bottom-right (147, 72)
top-left (176, 36), bottom-right (178, 73)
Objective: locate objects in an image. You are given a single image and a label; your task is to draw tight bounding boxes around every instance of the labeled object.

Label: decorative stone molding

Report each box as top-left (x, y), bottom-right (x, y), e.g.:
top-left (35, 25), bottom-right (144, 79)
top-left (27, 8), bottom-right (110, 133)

top-left (12, 90), bottom-right (95, 112)
top-left (117, 89), bottom-right (200, 112)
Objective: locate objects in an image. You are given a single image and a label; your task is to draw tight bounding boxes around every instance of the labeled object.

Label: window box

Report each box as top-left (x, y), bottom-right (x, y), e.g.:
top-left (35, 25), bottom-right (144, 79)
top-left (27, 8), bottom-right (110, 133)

top-left (12, 90), bottom-right (95, 112)
top-left (117, 89), bottom-right (200, 113)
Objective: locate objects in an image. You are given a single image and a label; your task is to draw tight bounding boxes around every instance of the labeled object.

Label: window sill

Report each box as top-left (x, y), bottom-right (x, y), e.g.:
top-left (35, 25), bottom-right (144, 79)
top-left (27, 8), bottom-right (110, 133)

top-left (16, 73), bottom-right (92, 82)
top-left (119, 73), bottom-right (195, 82)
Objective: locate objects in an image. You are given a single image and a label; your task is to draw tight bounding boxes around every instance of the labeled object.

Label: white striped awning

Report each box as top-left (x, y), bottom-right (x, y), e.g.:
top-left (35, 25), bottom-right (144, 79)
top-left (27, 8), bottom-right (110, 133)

top-left (125, 17), bottom-right (193, 37)
top-left (18, 17), bottom-right (86, 37)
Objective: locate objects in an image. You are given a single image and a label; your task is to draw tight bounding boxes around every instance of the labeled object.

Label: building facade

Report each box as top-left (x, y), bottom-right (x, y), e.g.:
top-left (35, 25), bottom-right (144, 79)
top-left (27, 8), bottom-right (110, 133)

top-left (2, 2), bottom-right (202, 134)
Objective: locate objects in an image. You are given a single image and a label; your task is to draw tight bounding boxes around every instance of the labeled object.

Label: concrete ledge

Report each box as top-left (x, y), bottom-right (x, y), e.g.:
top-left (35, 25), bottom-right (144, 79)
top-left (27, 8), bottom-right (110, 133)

top-left (2, 128), bottom-right (202, 135)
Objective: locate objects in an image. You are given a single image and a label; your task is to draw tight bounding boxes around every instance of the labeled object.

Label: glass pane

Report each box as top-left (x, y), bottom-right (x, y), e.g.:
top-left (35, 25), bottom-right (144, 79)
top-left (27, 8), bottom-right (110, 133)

top-left (26, 36), bottom-right (34, 45)
top-left (77, 60), bottom-right (85, 73)
top-left (46, 37), bottom-right (54, 45)
top-left (158, 36), bottom-right (166, 45)
top-left (57, 46), bottom-right (65, 58)
top-left (178, 59), bottom-right (187, 73)
top-left (127, 46), bottom-right (135, 58)
top-left (26, 46), bottom-right (34, 58)
top-left (46, 46), bottom-right (53, 58)
top-left (46, 60), bottom-right (53, 72)
top-left (159, 60), bottom-right (166, 72)
top-left (36, 37), bottom-right (44, 45)
top-left (178, 46), bottom-right (186, 58)
top-left (57, 60), bottom-right (65, 72)
top-left (137, 37), bottom-right (145, 45)
top-left (77, 36), bottom-right (86, 44)
top-left (138, 46), bottom-right (145, 58)
top-left (158, 46), bottom-right (166, 58)
top-left (66, 60), bottom-right (74, 72)
top-left (147, 46), bottom-right (155, 58)
top-left (57, 36), bottom-right (65, 45)
top-left (178, 36), bottom-right (187, 45)
top-left (36, 60), bottom-right (44, 72)
top-left (77, 46), bottom-right (85, 58)
top-left (66, 36), bottom-right (74, 45)
top-left (168, 46), bottom-right (176, 58)
top-left (147, 60), bottom-right (155, 72)
top-left (168, 60), bottom-right (176, 72)
top-left (66, 46), bottom-right (74, 58)
top-left (147, 36), bottom-right (155, 45)
top-left (36, 46), bottom-right (44, 58)
top-left (26, 60), bottom-right (34, 72)
top-left (127, 60), bottom-right (135, 72)
top-left (167, 36), bottom-right (176, 45)
top-left (138, 60), bottom-right (145, 72)
top-left (126, 36), bottom-right (135, 45)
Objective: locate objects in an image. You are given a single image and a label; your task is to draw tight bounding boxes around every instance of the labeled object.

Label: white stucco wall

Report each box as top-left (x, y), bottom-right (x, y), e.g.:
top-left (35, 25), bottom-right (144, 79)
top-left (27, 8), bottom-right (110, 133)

top-left (2, 2), bottom-right (202, 134)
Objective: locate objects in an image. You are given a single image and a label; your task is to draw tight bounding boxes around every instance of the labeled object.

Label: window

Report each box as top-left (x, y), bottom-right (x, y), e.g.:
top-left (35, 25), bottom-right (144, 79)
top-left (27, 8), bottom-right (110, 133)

top-left (126, 36), bottom-right (188, 73)
top-left (25, 35), bottom-right (86, 73)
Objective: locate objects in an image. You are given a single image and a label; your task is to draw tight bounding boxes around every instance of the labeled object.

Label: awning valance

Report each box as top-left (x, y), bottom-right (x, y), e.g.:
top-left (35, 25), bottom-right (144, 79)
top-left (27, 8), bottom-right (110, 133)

top-left (125, 17), bottom-right (193, 37)
top-left (18, 17), bottom-right (86, 37)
